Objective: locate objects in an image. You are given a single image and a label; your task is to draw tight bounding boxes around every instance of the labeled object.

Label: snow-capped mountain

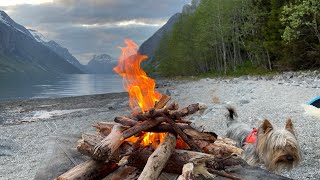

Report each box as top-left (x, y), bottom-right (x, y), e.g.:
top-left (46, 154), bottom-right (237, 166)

top-left (0, 10), bottom-right (33, 36)
top-left (0, 10), bottom-right (83, 74)
top-left (85, 54), bottom-right (117, 74)
top-left (28, 29), bottom-right (49, 43)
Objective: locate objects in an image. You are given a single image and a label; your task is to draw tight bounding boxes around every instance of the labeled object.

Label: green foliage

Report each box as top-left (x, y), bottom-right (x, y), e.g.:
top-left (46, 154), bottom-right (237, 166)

top-left (280, 0), bottom-right (320, 68)
top-left (152, 0), bottom-right (320, 77)
top-left (156, 0), bottom-right (244, 77)
top-left (281, 0), bottom-right (320, 43)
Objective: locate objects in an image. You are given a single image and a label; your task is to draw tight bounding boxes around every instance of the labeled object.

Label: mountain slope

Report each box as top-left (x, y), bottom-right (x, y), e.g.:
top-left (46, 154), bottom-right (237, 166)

top-left (0, 10), bottom-right (83, 74)
top-left (28, 29), bottom-right (86, 72)
top-left (138, 13), bottom-right (181, 61)
top-left (85, 54), bottom-right (117, 74)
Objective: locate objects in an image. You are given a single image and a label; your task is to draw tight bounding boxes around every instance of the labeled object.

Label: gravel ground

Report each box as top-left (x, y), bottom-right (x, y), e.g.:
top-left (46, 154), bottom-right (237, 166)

top-left (0, 70), bottom-right (319, 180)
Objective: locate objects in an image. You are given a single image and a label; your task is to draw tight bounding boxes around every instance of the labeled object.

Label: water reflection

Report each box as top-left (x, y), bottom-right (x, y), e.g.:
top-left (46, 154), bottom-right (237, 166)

top-left (0, 74), bottom-right (125, 101)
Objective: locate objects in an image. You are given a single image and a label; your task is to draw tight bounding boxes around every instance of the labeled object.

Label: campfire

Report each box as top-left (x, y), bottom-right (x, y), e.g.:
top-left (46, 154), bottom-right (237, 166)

top-left (55, 40), bottom-right (270, 180)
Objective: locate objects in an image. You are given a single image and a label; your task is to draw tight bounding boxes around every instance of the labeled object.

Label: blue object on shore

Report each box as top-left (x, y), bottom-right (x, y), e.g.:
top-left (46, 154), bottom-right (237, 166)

top-left (309, 96), bottom-right (320, 108)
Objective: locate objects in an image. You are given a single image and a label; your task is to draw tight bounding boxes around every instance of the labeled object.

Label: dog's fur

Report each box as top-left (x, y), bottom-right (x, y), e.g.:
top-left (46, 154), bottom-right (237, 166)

top-left (225, 107), bottom-right (302, 173)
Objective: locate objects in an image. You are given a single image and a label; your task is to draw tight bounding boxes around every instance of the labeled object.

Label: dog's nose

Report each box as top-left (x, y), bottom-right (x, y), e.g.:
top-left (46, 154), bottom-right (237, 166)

top-left (286, 155), bottom-right (294, 161)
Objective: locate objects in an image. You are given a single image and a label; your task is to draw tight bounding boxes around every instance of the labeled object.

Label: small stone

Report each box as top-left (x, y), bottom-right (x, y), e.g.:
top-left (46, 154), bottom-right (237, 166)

top-left (239, 99), bottom-right (250, 104)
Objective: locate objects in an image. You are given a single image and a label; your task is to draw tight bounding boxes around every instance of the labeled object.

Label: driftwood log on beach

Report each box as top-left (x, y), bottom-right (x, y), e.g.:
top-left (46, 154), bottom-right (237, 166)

top-left (138, 133), bottom-right (176, 180)
top-left (57, 99), bottom-right (291, 180)
top-left (55, 160), bottom-right (118, 180)
top-left (73, 132), bottom-right (291, 180)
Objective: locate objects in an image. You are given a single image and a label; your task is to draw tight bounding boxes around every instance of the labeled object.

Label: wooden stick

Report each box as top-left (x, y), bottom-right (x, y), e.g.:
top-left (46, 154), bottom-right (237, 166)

top-left (122, 117), bottom-right (165, 139)
top-left (132, 103), bottom-right (205, 121)
top-left (77, 133), bottom-right (104, 158)
top-left (197, 137), bottom-right (243, 156)
top-left (113, 117), bottom-right (191, 134)
top-left (162, 113), bottom-right (202, 152)
top-left (132, 108), bottom-right (168, 120)
top-left (183, 129), bottom-right (217, 143)
top-left (92, 125), bottom-right (125, 161)
top-left (168, 103), bottom-right (203, 119)
top-left (167, 101), bottom-right (179, 110)
top-left (92, 117), bottom-right (166, 161)
top-left (102, 166), bottom-right (140, 180)
top-left (55, 160), bottom-right (118, 180)
top-left (128, 149), bottom-right (215, 174)
top-left (177, 163), bottom-right (196, 180)
top-left (138, 133), bottom-right (177, 180)
top-left (175, 119), bottom-right (192, 124)
top-left (154, 94), bottom-right (171, 109)
top-left (114, 116), bottom-right (138, 126)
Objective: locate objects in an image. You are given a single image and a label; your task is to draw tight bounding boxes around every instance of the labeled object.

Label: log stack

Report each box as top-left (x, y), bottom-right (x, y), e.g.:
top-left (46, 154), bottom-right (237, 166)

top-left (55, 96), bottom-right (291, 180)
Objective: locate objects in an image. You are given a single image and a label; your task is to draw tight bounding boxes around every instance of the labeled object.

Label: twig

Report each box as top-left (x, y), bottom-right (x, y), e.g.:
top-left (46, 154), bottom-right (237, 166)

top-left (161, 113), bottom-right (202, 152)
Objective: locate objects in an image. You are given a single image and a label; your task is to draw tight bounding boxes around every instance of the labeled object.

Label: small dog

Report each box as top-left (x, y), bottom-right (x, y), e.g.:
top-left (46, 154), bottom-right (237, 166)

top-left (225, 106), bottom-right (301, 173)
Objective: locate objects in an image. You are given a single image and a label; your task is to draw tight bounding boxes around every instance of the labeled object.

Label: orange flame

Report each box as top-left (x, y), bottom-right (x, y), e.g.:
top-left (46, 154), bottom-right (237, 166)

top-left (113, 39), bottom-right (162, 113)
top-left (141, 132), bottom-right (167, 147)
top-left (125, 132), bottom-right (167, 148)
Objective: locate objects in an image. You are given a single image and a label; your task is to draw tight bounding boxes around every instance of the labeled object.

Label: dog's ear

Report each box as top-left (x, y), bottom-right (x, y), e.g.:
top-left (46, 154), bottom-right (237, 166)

top-left (285, 118), bottom-right (295, 135)
top-left (261, 119), bottom-right (273, 134)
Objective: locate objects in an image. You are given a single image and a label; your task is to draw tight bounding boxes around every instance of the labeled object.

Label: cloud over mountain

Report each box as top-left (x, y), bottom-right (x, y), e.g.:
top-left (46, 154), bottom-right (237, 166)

top-left (1, 0), bottom-right (190, 63)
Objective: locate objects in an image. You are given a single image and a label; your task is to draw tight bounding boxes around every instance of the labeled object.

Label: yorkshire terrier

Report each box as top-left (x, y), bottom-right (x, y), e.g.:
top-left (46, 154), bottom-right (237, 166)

top-left (225, 106), bottom-right (302, 173)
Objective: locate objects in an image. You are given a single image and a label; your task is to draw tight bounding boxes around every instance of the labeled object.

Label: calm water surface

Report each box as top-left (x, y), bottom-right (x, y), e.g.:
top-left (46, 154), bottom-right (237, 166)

top-left (0, 74), bottom-right (125, 101)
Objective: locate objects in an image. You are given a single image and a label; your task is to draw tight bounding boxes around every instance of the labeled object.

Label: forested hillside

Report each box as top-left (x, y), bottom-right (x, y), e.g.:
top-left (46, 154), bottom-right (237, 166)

top-left (150, 0), bottom-right (320, 77)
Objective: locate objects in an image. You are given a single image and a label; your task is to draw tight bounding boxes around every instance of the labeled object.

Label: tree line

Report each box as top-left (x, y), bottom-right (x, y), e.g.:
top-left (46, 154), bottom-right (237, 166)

top-left (149, 0), bottom-right (320, 77)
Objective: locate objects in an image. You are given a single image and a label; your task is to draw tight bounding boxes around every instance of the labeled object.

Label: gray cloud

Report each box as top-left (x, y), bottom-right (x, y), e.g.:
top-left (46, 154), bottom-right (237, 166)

top-left (1, 0), bottom-right (190, 64)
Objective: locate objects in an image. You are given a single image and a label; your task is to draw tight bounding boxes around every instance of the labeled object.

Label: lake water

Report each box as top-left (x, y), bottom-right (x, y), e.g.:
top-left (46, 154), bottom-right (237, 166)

top-left (0, 74), bottom-right (125, 101)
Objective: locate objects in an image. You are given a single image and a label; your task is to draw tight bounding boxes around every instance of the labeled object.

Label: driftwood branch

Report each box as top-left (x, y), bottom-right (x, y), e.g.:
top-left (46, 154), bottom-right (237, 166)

top-left (154, 94), bottom-right (171, 109)
top-left (132, 103), bottom-right (205, 121)
top-left (77, 133), bottom-right (290, 180)
top-left (113, 117), bottom-right (191, 134)
top-left (177, 163), bottom-right (196, 180)
top-left (92, 125), bottom-right (125, 161)
top-left (55, 160), bottom-right (118, 180)
top-left (138, 133), bottom-right (177, 180)
top-left (122, 117), bottom-right (165, 139)
top-left (162, 113), bottom-right (202, 152)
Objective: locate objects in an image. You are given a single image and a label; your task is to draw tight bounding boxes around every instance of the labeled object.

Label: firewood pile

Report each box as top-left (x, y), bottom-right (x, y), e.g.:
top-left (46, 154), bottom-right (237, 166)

top-left (55, 95), bottom-right (288, 180)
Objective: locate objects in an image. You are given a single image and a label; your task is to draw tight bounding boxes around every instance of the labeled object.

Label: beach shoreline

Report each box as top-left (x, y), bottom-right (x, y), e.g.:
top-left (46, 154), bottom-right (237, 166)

top-left (0, 71), bottom-right (320, 179)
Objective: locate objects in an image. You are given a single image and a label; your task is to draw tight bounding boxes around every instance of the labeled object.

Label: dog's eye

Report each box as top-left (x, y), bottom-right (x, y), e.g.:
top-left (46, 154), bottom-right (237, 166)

top-left (286, 155), bottom-right (294, 161)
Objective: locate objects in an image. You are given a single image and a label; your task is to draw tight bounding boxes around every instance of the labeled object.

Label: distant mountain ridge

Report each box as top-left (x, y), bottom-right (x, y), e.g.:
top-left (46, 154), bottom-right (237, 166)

top-left (85, 54), bottom-right (117, 74)
top-left (0, 10), bottom-right (83, 74)
top-left (28, 29), bottom-right (86, 72)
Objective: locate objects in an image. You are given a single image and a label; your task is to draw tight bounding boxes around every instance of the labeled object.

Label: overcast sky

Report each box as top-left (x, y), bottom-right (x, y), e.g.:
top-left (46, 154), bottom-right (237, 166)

top-left (0, 0), bottom-right (190, 64)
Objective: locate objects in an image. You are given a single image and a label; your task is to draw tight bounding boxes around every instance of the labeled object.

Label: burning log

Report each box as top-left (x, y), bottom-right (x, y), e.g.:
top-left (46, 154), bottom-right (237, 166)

top-left (132, 103), bottom-right (206, 121)
top-left (113, 117), bottom-right (192, 133)
top-left (162, 113), bottom-right (202, 152)
top-left (75, 129), bottom-right (289, 180)
top-left (55, 160), bottom-right (118, 180)
top-left (154, 94), bottom-right (171, 109)
top-left (138, 133), bottom-right (176, 180)
top-left (121, 117), bottom-right (165, 139)
top-left (90, 117), bottom-right (166, 161)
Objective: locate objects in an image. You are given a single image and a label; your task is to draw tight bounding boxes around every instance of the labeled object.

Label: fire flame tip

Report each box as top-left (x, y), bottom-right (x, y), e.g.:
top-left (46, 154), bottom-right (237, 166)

top-left (114, 39), bottom-right (161, 112)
